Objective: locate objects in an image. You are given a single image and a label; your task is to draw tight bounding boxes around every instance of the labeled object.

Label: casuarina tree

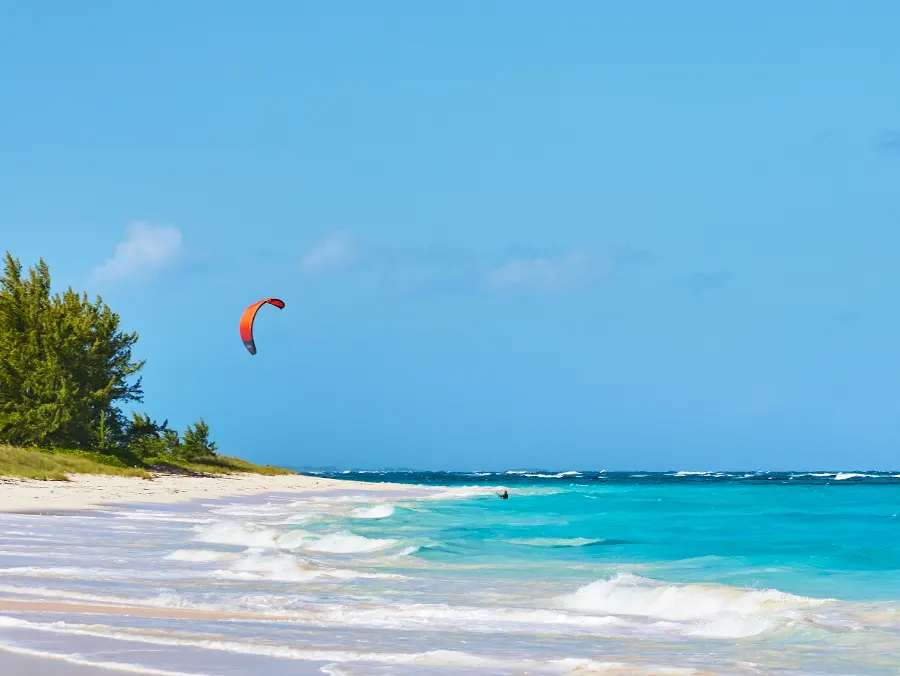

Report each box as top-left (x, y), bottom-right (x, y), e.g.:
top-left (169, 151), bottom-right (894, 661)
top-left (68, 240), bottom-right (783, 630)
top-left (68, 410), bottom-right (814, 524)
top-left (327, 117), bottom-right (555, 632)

top-left (0, 252), bottom-right (145, 449)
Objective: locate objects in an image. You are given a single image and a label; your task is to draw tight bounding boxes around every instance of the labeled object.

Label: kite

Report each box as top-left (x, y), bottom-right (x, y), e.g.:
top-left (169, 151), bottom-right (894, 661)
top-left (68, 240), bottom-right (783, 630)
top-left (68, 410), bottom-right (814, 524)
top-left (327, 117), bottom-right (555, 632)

top-left (239, 297), bottom-right (285, 355)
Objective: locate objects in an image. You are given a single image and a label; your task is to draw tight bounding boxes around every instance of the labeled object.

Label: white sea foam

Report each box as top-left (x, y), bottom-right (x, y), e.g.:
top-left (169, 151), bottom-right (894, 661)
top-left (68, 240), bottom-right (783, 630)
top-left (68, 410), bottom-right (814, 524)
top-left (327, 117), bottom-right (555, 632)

top-left (213, 552), bottom-right (323, 582)
top-left (164, 549), bottom-right (233, 563)
top-left (416, 484), bottom-right (563, 500)
top-left (423, 486), bottom-right (500, 500)
top-left (272, 529), bottom-right (315, 549)
top-left (559, 573), bottom-right (832, 637)
top-left (191, 519), bottom-right (400, 556)
top-left (209, 545), bottom-right (407, 583)
top-left (113, 511), bottom-right (215, 525)
top-left (0, 565), bottom-right (178, 581)
top-left (317, 601), bottom-right (630, 634)
top-left (303, 531), bottom-right (397, 554)
top-left (0, 577), bottom-right (878, 646)
top-left (192, 521), bottom-right (280, 548)
top-left (523, 472), bottom-right (582, 479)
top-left (350, 504), bottom-right (395, 519)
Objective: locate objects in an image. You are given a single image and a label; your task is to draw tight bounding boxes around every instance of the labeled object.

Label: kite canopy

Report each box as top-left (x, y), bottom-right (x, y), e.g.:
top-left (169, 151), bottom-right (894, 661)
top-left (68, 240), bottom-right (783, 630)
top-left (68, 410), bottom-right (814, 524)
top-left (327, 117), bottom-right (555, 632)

top-left (239, 297), bottom-right (285, 355)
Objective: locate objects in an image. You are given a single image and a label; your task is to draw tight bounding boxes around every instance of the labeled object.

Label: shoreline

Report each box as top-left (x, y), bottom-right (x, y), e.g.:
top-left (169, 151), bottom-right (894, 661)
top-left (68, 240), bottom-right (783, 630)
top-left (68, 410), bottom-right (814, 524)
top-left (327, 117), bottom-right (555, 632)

top-left (0, 472), bottom-right (407, 513)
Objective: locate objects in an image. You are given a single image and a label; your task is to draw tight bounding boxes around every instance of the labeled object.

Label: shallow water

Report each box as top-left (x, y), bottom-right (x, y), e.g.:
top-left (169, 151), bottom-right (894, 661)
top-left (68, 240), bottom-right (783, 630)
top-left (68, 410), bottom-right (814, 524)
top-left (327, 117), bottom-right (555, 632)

top-left (1, 472), bottom-right (898, 674)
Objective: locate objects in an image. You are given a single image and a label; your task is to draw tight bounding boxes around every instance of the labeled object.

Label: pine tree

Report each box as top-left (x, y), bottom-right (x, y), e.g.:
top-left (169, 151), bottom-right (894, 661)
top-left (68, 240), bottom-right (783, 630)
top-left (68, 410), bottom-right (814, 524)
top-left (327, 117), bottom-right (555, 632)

top-left (0, 252), bottom-right (145, 449)
top-left (181, 418), bottom-right (218, 460)
top-left (0, 253), bottom-right (60, 445)
top-left (126, 412), bottom-right (181, 460)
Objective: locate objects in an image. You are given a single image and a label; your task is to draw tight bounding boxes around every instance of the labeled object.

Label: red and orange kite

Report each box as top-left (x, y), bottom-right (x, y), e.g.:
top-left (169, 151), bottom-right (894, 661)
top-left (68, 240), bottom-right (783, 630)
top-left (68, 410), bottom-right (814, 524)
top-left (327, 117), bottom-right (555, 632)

top-left (239, 298), bottom-right (285, 355)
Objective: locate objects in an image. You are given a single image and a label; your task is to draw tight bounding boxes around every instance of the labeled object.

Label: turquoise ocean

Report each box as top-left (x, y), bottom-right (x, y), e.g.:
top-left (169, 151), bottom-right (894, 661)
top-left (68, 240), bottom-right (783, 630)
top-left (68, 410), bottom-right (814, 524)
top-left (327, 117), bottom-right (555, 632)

top-left (1, 470), bottom-right (898, 674)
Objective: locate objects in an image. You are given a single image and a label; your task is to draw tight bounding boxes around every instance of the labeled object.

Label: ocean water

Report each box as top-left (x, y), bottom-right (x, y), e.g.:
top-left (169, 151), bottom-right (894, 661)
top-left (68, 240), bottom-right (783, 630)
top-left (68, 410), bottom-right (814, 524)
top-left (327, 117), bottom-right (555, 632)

top-left (1, 470), bottom-right (899, 675)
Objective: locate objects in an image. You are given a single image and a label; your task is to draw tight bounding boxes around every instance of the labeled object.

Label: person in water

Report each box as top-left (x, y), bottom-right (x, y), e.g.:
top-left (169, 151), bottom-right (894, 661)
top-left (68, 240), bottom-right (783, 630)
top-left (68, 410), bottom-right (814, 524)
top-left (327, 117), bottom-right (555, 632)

top-left (500, 490), bottom-right (508, 499)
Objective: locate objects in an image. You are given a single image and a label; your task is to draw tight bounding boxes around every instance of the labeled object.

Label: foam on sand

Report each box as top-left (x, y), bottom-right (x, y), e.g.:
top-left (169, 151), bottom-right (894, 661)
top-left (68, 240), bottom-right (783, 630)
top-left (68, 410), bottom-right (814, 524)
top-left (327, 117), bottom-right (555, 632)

top-left (0, 616), bottom-right (714, 674)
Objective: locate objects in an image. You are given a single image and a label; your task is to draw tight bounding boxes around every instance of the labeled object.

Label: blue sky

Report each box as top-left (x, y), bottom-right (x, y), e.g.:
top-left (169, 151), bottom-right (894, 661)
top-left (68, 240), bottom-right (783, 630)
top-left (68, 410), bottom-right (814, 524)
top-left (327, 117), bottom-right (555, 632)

top-left (2, 1), bottom-right (900, 470)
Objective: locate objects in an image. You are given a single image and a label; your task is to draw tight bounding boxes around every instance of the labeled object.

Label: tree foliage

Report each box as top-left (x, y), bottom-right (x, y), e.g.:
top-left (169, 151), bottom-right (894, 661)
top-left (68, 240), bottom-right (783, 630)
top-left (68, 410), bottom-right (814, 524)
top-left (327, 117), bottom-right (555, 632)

top-left (181, 417), bottom-right (218, 460)
top-left (0, 252), bottom-right (217, 460)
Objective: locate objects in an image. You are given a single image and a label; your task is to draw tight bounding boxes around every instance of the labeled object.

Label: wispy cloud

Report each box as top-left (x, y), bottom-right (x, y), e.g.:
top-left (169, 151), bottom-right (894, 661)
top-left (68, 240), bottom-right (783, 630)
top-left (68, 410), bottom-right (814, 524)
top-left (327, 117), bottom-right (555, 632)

top-left (290, 239), bottom-right (638, 297)
top-left (300, 232), bottom-right (356, 275)
top-left (90, 221), bottom-right (182, 284)
top-left (485, 252), bottom-right (611, 292)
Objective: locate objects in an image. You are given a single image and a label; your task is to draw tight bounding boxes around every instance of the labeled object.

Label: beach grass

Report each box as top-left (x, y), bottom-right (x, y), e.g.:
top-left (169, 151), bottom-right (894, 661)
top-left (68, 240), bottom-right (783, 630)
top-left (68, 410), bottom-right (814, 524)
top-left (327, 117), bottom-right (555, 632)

top-left (0, 444), bottom-right (151, 480)
top-left (146, 455), bottom-right (297, 476)
top-left (0, 445), bottom-right (295, 480)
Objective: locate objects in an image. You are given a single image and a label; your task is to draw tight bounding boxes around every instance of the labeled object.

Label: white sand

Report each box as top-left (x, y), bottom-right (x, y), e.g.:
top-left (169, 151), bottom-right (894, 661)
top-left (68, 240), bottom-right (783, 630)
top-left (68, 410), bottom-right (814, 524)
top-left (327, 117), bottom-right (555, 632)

top-left (0, 472), bottom-right (405, 513)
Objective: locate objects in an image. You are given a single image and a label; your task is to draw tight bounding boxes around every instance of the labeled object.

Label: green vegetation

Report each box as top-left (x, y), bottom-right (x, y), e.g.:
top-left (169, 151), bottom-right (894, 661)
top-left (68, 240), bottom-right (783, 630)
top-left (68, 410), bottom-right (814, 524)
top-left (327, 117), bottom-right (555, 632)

top-left (0, 443), bottom-right (290, 480)
top-left (147, 454), bottom-right (295, 476)
top-left (0, 444), bottom-right (150, 480)
top-left (0, 252), bottom-right (294, 479)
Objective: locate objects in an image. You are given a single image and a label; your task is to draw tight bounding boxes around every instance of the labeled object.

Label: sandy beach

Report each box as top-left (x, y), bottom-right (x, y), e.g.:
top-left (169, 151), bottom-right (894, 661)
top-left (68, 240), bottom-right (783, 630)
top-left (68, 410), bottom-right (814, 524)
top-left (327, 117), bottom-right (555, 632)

top-left (0, 472), bottom-right (438, 675)
top-left (0, 472), bottom-right (403, 513)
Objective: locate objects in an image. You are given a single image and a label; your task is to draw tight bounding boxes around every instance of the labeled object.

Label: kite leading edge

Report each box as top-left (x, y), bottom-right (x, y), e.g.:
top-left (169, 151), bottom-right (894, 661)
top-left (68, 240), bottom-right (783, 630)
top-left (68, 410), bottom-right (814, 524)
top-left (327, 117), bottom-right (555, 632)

top-left (239, 297), bottom-right (285, 355)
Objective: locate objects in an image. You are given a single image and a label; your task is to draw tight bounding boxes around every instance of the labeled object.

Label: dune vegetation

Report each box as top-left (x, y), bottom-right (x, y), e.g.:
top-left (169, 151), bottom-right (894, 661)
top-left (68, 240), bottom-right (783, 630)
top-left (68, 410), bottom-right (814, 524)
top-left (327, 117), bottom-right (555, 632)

top-left (0, 444), bottom-right (150, 481)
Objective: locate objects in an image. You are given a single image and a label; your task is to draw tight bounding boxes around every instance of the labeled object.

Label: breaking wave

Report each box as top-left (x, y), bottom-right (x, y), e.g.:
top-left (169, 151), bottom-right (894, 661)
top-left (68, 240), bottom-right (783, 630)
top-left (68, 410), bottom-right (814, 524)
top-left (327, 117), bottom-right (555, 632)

top-left (350, 504), bottom-right (395, 519)
top-left (559, 572), bottom-right (834, 638)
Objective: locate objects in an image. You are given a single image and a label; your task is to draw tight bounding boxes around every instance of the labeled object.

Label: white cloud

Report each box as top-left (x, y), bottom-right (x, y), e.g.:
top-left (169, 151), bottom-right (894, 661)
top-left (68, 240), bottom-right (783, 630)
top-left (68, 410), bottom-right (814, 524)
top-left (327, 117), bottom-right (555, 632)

top-left (90, 222), bottom-right (182, 283)
top-left (301, 231), bottom-right (356, 275)
top-left (486, 252), bottom-right (610, 292)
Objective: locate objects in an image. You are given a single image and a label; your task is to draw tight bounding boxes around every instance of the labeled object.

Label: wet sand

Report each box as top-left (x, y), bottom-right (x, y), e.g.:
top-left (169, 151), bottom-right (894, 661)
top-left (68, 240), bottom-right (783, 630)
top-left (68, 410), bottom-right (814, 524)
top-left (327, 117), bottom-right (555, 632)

top-left (0, 649), bottom-right (131, 675)
top-left (0, 598), bottom-right (294, 623)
